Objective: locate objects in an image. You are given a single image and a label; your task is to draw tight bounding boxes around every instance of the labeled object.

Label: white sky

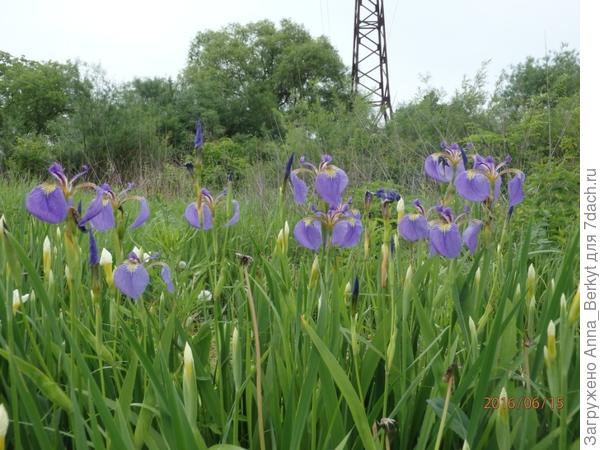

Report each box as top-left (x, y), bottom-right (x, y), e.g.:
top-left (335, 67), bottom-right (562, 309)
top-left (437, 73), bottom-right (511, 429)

top-left (0, 0), bottom-right (579, 106)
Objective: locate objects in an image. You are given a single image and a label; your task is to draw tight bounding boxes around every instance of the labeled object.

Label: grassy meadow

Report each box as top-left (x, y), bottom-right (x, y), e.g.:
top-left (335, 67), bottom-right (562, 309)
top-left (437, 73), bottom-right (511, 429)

top-left (0, 153), bottom-right (579, 450)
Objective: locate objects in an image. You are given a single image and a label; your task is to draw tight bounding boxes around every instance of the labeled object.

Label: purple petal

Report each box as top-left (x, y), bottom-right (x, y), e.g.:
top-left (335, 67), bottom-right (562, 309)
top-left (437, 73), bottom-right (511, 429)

top-left (129, 197), bottom-right (150, 229)
top-left (90, 203), bottom-right (115, 231)
top-left (225, 200), bottom-right (240, 227)
top-left (463, 220), bottom-right (483, 255)
top-left (398, 214), bottom-right (429, 241)
top-left (290, 171), bottom-right (308, 204)
top-left (293, 219), bottom-right (322, 251)
top-left (455, 170), bottom-right (491, 202)
top-left (113, 262), bottom-right (150, 300)
top-left (26, 185), bottom-right (69, 224)
top-left (160, 265), bottom-right (175, 292)
top-left (429, 223), bottom-right (462, 258)
top-left (89, 230), bottom-right (99, 265)
top-left (184, 202), bottom-right (201, 228)
top-left (424, 155), bottom-right (452, 182)
top-left (315, 166), bottom-right (348, 207)
top-left (508, 172), bottom-right (525, 207)
top-left (200, 204), bottom-right (213, 230)
top-left (331, 217), bottom-right (362, 248)
top-left (493, 176), bottom-right (502, 204)
top-left (48, 162), bottom-right (67, 185)
top-left (79, 190), bottom-right (106, 227)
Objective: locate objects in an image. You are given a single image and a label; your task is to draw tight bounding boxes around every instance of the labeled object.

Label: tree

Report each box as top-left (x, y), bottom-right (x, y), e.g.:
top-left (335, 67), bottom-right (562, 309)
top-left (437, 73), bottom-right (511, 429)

top-left (183, 19), bottom-right (348, 137)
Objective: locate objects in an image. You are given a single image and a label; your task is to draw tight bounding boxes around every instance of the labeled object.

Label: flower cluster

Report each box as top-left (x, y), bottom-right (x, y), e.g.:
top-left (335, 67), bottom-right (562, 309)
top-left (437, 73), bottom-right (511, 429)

top-left (289, 155), bottom-right (362, 251)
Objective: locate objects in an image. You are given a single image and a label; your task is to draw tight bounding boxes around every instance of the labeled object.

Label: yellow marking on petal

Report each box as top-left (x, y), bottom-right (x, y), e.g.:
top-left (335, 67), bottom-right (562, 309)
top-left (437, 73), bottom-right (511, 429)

top-left (42, 183), bottom-right (57, 194)
top-left (409, 213), bottom-right (419, 221)
top-left (323, 166), bottom-right (337, 177)
top-left (466, 170), bottom-right (477, 180)
top-left (127, 262), bottom-right (138, 273)
top-left (439, 223), bottom-right (452, 232)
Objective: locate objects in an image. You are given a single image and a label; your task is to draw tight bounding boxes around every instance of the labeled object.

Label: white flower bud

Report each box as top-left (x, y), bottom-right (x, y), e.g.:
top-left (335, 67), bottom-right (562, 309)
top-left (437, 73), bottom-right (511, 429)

top-left (0, 215), bottom-right (6, 235)
top-left (198, 290), bottom-right (213, 302)
top-left (43, 236), bottom-right (52, 276)
top-left (0, 403), bottom-right (9, 440)
top-left (100, 248), bottom-right (113, 266)
top-left (178, 260), bottom-right (187, 270)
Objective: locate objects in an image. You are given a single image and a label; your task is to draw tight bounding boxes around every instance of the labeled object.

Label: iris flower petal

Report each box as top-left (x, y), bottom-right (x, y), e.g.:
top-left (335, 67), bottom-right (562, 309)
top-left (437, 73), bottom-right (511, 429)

top-left (129, 197), bottom-right (150, 229)
top-left (184, 202), bottom-right (201, 228)
top-left (331, 218), bottom-right (362, 248)
top-left (79, 190), bottom-right (106, 227)
top-left (225, 200), bottom-right (240, 227)
top-left (463, 220), bottom-right (483, 255)
top-left (200, 204), bottom-right (213, 230)
top-left (315, 166), bottom-right (348, 207)
top-left (25, 184), bottom-right (69, 224)
top-left (90, 203), bottom-right (115, 231)
top-left (429, 223), bottom-right (462, 258)
top-left (455, 170), bottom-right (491, 202)
top-left (424, 155), bottom-right (452, 182)
top-left (290, 171), bottom-right (308, 204)
top-left (160, 265), bottom-right (175, 293)
top-left (398, 214), bottom-right (429, 241)
top-left (113, 262), bottom-right (150, 300)
top-left (508, 172), bottom-right (525, 207)
top-left (293, 219), bottom-right (322, 250)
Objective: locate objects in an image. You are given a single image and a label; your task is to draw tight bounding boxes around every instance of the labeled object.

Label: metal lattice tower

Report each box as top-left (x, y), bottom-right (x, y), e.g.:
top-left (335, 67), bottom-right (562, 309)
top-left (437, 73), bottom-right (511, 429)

top-left (351, 0), bottom-right (392, 122)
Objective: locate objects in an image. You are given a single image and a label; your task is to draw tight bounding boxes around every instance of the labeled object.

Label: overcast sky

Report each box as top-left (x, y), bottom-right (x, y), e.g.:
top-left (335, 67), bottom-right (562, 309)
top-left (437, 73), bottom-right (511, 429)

top-left (0, 0), bottom-right (579, 106)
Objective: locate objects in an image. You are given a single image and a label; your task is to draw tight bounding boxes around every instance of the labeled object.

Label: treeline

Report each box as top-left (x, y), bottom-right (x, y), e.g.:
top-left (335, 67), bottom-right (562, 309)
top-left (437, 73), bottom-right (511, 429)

top-left (0, 20), bottom-right (579, 243)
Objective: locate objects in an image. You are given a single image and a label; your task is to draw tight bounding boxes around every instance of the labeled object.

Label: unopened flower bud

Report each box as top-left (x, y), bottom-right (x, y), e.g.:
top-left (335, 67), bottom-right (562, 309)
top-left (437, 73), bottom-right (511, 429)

top-left (469, 316), bottom-right (477, 337)
top-left (560, 293), bottom-right (567, 313)
top-left (547, 320), bottom-right (556, 360)
top-left (475, 267), bottom-right (481, 286)
top-left (396, 198), bottom-right (405, 222)
top-left (0, 215), bottom-right (6, 236)
top-left (569, 286), bottom-right (580, 324)
top-left (405, 265), bottom-right (413, 284)
top-left (550, 278), bottom-right (556, 294)
top-left (43, 236), bottom-right (52, 277)
top-left (100, 248), bottom-right (113, 286)
top-left (309, 256), bottom-right (319, 289)
top-left (526, 264), bottom-right (536, 300)
top-left (498, 387), bottom-right (509, 421)
top-left (344, 281), bottom-right (352, 300)
top-left (178, 260), bottom-right (187, 270)
top-left (198, 290), bottom-right (213, 302)
top-left (0, 403), bottom-right (9, 447)
top-left (380, 243), bottom-right (389, 288)
top-left (283, 221), bottom-right (289, 252)
top-left (182, 342), bottom-right (197, 424)
top-left (231, 327), bottom-right (241, 391)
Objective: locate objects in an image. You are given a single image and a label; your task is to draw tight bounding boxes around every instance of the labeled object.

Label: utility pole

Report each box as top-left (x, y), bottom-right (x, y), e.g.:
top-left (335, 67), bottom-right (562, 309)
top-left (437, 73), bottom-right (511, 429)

top-left (352, 0), bottom-right (392, 123)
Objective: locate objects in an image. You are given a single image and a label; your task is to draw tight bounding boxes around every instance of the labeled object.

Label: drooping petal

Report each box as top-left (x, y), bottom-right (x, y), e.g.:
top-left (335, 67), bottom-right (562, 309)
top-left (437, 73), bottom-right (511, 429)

top-left (455, 170), bottom-right (491, 202)
top-left (90, 202), bottom-right (115, 231)
top-left (129, 197), bottom-right (150, 229)
top-left (89, 230), bottom-right (99, 265)
top-left (331, 217), bottom-right (362, 248)
top-left (463, 220), bottom-right (483, 255)
top-left (493, 176), bottom-right (502, 204)
top-left (48, 162), bottom-right (67, 186)
top-left (290, 171), bottom-right (308, 204)
top-left (225, 200), bottom-right (240, 227)
top-left (424, 155), bottom-right (452, 182)
top-left (184, 202), bottom-right (201, 228)
top-left (200, 204), bottom-right (213, 230)
top-left (508, 172), bottom-right (525, 207)
top-left (429, 223), bottom-right (462, 258)
top-left (113, 262), bottom-right (150, 300)
top-left (79, 190), bottom-right (106, 227)
top-left (315, 165), bottom-right (348, 207)
top-left (26, 184), bottom-right (69, 224)
top-left (293, 219), bottom-right (322, 251)
top-left (160, 265), bottom-right (175, 293)
top-left (398, 214), bottom-right (429, 241)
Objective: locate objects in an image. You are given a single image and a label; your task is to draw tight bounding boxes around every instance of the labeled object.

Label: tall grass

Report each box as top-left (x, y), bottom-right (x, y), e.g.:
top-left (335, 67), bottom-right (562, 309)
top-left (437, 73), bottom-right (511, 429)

top-left (0, 176), bottom-right (579, 450)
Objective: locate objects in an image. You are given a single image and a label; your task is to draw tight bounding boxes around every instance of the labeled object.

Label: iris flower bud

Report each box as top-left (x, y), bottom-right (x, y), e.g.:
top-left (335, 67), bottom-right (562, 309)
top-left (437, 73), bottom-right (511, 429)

top-left (183, 342), bottom-right (197, 424)
top-left (231, 327), bottom-right (242, 392)
top-left (0, 403), bottom-right (9, 450)
top-left (475, 267), bottom-right (481, 286)
top-left (43, 236), bottom-right (51, 277)
top-left (309, 256), bottom-right (319, 289)
top-left (396, 197), bottom-right (405, 222)
top-left (547, 320), bottom-right (556, 360)
top-left (380, 243), bottom-right (389, 288)
top-left (569, 287), bottom-right (580, 324)
top-left (526, 264), bottom-right (536, 301)
top-left (0, 215), bottom-right (6, 235)
top-left (498, 387), bottom-right (509, 422)
top-left (100, 248), bottom-right (113, 286)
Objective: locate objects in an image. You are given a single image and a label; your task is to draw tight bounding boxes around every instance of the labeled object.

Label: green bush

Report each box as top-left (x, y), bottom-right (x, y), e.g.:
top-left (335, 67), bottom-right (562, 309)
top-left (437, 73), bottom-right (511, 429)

top-left (7, 134), bottom-right (53, 176)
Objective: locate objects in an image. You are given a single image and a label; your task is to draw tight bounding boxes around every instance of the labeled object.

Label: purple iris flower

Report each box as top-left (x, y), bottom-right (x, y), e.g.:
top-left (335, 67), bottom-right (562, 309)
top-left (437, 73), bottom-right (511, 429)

top-left (428, 206), bottom-right (462, 258)
top-left (455, 154), bottom-right (525, 207)
top-left (375, 188), bottom-right (401, 202)
top-left (423, 142), bottom-right (466, 183)
top-left (25, 162), bottom-right (91, 224)
top-left (294, 201), bottom-right (362, 251)
top-left (290, 155), bottom-right (349, 207)
top-left (88, 229), bottom-right (99, 265)
top-left (184, 188), bottom-right (240, 230)
top-left (398, 200), bottom-right (428, 241)
top-left (463, 220), bottom-right (483, 255)
top-left (79, 183), bottom-right (149, 231)
top-left (194, 119), bottom-right (203, 149)
top-left (113, 250), bottom-right (174, 300)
